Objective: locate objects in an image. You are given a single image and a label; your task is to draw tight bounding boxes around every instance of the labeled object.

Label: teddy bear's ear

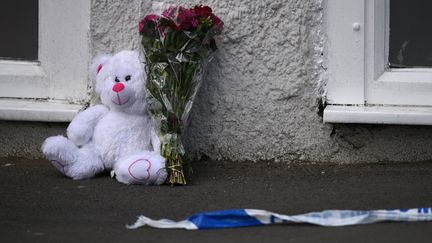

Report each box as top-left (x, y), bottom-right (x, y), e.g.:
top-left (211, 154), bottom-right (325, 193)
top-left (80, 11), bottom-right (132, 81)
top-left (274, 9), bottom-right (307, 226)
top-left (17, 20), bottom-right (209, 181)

top-left (90, 54), bottom-right (111, 80)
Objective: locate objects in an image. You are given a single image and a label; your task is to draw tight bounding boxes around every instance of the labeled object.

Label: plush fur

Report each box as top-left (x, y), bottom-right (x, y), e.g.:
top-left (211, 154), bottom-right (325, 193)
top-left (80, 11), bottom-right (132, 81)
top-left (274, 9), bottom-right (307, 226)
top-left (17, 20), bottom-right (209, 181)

top-left (42, 50), bottom-right (167, 185)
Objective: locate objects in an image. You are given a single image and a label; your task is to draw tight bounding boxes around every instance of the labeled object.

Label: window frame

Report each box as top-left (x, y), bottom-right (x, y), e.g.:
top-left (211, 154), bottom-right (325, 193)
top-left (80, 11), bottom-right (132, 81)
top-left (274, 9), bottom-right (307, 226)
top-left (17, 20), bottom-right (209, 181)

top-left (324, 0), bottom-right (432, 125)
top-left (0, 0), bottom-right (91, 122)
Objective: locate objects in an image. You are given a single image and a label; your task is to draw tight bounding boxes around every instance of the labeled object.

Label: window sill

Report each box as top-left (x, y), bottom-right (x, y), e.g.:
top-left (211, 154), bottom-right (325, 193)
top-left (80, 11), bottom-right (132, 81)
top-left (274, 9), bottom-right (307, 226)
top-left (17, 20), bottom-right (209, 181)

top-left (0, 98), bottom-right (83, 122)
top-left (323, 105), bottom-right (432, 125)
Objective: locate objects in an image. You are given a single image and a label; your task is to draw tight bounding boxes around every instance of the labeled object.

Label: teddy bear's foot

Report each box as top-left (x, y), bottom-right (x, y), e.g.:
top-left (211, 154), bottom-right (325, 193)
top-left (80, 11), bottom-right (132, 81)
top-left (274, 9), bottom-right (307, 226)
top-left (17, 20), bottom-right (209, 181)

top-left (42, 135), bottom-right (104, 180)
top-left (50, 158), bottom-right (67, 175)
top-left (114, 151), bottom-right (166, 185)
top-left (42, 135), bottom-right (78, 177)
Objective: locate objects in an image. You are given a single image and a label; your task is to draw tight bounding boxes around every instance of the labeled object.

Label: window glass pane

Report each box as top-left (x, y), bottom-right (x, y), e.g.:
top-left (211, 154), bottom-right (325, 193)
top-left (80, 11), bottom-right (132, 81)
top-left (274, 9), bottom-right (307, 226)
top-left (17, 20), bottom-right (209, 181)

top-left (388, 0), bottom-right (432, 68)
top-left (0, 0), bottom-right (38, 61)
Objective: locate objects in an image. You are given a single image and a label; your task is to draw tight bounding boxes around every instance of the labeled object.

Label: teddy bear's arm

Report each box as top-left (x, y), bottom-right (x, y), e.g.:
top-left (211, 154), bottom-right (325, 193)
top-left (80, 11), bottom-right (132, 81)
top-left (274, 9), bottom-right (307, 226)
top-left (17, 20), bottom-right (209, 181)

top-left (67, 105), bottom-right (109, 146)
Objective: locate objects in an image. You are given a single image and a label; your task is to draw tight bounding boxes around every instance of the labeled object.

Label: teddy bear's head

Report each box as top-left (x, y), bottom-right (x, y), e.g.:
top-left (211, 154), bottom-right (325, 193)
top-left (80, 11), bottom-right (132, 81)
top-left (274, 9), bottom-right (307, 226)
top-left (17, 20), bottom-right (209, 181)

top-left (91, 50), bottom-right (147, 113)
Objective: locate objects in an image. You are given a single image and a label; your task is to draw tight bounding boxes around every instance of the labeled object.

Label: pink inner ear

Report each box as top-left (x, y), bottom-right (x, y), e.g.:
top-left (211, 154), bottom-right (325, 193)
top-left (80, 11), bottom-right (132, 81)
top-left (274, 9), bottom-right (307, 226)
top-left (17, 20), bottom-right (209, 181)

top-left (97, 64), bottom-right (103, 74)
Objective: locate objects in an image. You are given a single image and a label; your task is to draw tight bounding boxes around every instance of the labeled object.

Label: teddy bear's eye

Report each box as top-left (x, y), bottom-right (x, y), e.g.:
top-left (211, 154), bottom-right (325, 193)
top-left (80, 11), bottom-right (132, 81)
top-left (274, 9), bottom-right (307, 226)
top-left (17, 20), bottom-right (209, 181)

top-left (114, 77), bottom-right (120, 83)
top-left (125, 75), bottom-right (131, 81)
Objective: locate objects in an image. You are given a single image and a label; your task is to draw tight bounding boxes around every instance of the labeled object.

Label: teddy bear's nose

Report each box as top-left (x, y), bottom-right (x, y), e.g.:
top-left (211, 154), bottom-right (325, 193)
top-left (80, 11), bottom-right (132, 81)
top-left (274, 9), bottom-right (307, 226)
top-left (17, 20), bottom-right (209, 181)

top-left (112, 83), bottom-right (125, 93)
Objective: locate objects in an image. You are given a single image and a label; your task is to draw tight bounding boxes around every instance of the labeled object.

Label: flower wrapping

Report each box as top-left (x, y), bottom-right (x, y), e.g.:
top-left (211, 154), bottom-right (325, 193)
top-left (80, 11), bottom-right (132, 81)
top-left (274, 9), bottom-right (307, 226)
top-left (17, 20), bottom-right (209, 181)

top-left (139, 4), bottom-right (223, 185)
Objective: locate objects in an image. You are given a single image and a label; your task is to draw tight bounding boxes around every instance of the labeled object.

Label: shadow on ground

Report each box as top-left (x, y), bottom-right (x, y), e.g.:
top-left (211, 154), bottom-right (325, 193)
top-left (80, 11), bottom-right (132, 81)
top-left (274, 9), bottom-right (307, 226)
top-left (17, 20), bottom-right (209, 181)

top-left (1, 158), bottom-right (432, 243)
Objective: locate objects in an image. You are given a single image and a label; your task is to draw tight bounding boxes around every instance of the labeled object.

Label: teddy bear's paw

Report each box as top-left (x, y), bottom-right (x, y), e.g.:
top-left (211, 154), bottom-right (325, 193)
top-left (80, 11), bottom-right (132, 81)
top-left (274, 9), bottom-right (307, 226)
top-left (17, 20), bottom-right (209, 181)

top-left (46, 150), bottom-right (104, 180)
top-left (114, 152), bottom-right (166, 185)
top-left (47, 157), bottom-right (89, 179)
top-left (42, 135), bottom-right (77, 160)
top-left (115, 158), bottom-right (152, 185)
top-left (49, 158), bottom-right (67, 175)
top-left (44, 152), bottom-right (73, 177)
top-left (67, 123), bottom-right (93, 146)
top-left (44, 152), bottom-right (72, 177)
top-left (42, 135), bottom-right (80, 177)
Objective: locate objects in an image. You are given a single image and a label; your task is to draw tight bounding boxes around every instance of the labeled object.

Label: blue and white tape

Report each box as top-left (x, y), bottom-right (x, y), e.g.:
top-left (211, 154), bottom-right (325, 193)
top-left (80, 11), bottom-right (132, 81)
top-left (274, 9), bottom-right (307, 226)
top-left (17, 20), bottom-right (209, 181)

top-left (127, 208), bottom-right (432, 230)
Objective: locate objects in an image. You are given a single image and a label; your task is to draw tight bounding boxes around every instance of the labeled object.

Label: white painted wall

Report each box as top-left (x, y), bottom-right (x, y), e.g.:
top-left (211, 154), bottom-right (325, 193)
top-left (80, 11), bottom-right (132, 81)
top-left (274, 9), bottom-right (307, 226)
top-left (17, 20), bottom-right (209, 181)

top-left (3, 0), bottom-right (432, 163)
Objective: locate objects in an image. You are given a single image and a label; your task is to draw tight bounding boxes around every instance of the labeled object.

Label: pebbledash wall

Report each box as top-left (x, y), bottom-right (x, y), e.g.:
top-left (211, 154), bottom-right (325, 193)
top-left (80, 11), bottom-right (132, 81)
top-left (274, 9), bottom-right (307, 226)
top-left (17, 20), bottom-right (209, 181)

top-left (2, 0), bottom-right (432, 163)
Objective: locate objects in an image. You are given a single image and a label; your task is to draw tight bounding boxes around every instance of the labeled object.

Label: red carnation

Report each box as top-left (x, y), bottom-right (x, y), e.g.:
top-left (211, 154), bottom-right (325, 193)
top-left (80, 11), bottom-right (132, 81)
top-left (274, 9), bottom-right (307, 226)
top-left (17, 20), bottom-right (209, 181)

top-left (210, 14), bottom-right (223, 34)
top-left (191, 18), bottom-right (199, 28)
top-left (161, 5), bottom-right (178, 19)
top-left (162, 6), bottom-right (187, 23)
top-left (138, 14), bottom-right (160, 33)
top-left (162, 6), bottom-right (198, 31)
top-left (193, 5), bottom-right (212, 17)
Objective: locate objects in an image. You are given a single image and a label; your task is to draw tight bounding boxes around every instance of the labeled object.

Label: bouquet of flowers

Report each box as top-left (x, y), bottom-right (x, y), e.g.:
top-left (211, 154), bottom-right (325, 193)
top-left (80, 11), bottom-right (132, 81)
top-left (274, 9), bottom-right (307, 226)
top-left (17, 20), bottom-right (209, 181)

top-left (139, 5), bottom-right (223, 185)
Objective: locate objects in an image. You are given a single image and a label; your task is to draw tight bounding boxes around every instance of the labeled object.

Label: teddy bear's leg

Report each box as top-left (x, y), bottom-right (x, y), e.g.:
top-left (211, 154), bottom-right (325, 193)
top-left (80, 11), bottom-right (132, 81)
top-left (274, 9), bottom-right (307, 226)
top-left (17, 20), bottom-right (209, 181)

top-left (42, 135), bottom-right (104, 180)
top-left (113, 151), bottom-right (167, 185)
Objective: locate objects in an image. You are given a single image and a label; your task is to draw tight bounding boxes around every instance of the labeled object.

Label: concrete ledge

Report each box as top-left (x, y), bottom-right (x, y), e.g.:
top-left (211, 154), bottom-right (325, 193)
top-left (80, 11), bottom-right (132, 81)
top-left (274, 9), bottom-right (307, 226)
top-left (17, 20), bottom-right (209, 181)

top-left (324, 105), bottom-right (432, 125)
top-left (0, 98), bottom-right (83, 122)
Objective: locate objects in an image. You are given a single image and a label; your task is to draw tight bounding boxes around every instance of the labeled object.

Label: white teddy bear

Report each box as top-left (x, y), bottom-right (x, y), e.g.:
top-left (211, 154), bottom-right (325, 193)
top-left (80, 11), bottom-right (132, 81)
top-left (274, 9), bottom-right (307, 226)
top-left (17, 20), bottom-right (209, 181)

top-left (42, 50), bottom-right (167, 185)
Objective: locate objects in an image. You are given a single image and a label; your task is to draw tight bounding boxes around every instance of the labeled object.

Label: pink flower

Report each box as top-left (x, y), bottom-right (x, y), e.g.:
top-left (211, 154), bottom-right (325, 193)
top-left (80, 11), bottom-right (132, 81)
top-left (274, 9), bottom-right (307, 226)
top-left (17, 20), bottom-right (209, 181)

top-left (191, 18), bottom-right (199, 28)
top-left (140, 5), bottom-right (223, 33)
top-left (193, 5), bottom-right (213, 17)
top-left (192, 5), bottom-right (223, 33)
top-left (178, 9), bottom-right (197, 30)
top-left (138, 14), bottom-right (160, 33)
top-left (161, 6), bottom-right (177, 18)
top-left (162, 5), bottom-right (199, 31)
top-left (145, 14), bottom-right (160, 22)
top-left (210, 14), bottom-right (223, 33)
top-left (162, 6), bottom-right (187, 23)
top-left (138, 20), bottom-right (145, 33)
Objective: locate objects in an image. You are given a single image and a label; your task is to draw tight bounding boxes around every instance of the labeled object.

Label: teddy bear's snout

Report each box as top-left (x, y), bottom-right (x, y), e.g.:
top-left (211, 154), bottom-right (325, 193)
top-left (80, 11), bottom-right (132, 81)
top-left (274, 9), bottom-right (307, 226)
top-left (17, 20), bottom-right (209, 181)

top-left (110, 82), bottom-right (135, 107)
top-left (112, 83), bottom-right (125, 93)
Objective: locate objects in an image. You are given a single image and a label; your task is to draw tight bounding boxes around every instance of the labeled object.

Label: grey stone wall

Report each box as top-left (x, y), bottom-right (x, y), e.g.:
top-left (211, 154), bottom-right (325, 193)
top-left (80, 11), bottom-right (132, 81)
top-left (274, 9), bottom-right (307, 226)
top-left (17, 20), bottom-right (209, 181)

top-left (88, 0), bottom-right (432, 163)
top-left (3, 0), bottom-right (432, 163)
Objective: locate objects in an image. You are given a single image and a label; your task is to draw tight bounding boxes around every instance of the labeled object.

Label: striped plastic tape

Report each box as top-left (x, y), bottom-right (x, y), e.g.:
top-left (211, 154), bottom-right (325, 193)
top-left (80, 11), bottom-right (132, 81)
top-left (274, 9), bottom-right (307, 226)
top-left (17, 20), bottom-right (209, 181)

top-left (127, 207), bottom-right (432, 230)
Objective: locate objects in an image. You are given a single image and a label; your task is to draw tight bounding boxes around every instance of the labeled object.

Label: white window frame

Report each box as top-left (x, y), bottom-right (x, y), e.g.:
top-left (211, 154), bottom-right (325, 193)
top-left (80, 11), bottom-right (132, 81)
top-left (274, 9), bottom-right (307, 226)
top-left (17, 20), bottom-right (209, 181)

top-left (0, 0), bottom-right (90, 122)
top-left (324, 0), bottom-right (432, 125)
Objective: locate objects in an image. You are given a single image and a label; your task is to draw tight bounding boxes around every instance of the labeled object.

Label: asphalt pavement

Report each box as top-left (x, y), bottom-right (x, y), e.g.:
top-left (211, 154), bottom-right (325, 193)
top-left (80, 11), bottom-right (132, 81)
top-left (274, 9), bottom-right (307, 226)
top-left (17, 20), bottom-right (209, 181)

top-left (1, 158), bottom-right (432, 243)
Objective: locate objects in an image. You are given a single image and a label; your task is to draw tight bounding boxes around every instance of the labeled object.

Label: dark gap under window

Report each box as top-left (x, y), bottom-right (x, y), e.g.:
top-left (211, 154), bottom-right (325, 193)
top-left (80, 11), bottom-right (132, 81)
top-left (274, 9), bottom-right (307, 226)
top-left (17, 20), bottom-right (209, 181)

top-left (0, 0), bottom-right (38, 61)
top-left (389, 0), bottom-right (432, 68)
